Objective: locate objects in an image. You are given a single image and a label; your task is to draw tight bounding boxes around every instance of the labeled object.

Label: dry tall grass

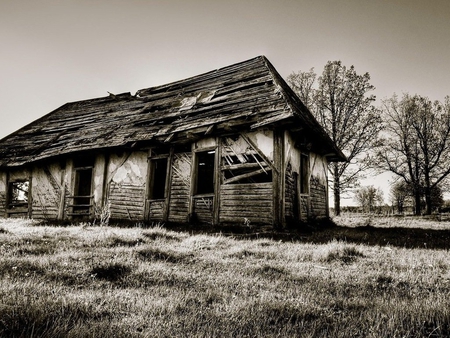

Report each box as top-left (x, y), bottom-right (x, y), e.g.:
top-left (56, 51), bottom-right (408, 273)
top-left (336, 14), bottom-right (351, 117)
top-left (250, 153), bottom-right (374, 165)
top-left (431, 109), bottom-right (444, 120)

top-left (0, 218), bottom-right (449, 337)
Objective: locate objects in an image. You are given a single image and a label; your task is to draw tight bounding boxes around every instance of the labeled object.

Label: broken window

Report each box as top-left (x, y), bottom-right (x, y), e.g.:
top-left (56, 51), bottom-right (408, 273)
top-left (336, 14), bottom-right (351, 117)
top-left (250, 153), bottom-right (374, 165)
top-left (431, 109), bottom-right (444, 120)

top-left (149, 157), bottom-right (168, 199)
top-left (300, 153), bottom-right (309, 194)
top-left (195, 150), bottom-right (215, 195)
top-left (222, 136), bottom-right (272, 184)
top-left (8, 181), bottom-right (29, 209)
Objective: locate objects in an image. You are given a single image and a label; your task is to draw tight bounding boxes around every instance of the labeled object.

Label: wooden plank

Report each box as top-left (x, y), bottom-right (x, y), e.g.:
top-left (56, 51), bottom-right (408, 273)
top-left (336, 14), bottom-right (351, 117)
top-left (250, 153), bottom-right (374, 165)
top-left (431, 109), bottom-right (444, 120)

top-left (223, 167), bottom-right (271, 185)
top-left (222, 162), bottom-right (268, 171)
top-left (220, 182), bottom-right (272, 190)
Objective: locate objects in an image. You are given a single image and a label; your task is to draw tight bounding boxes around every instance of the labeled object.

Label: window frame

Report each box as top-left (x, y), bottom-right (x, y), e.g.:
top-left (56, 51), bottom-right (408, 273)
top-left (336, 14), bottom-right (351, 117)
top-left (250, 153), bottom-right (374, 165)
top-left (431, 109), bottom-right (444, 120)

top-left (193, 148), bottom-right (216, 196)
top-left (148, 155), bottom-right (170, 200)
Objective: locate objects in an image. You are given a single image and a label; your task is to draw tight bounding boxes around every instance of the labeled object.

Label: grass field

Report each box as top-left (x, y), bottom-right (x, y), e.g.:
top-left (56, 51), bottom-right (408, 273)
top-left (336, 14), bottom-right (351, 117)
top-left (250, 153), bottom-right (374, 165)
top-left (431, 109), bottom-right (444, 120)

top-left (0, 217), bottom-right (449, 337)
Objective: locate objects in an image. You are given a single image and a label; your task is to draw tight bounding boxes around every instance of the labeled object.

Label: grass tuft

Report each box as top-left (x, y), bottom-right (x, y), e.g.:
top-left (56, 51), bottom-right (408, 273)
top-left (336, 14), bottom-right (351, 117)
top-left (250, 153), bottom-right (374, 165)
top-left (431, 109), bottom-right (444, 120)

top-left (90, 263), bottom-right (132, 282)
top-left (106, 235), bottom-right (145, 247)
top-left (321, 242), bottom-right (365, 264)
top-left (136, 247), bottom-right (192, 263)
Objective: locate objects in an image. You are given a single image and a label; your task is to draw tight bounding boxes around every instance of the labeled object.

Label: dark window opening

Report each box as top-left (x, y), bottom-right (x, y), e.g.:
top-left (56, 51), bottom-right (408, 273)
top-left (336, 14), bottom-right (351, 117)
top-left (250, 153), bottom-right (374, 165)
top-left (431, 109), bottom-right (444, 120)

top-left (300, 154), bottom-right (309, 194)
top-left (8, 181), bottom-right (29, 209)
top-left (73, 165), bottom-right (93, 215)
top-left (149, 158), bottom-right (168, 199)
top-left (196, 150), bottom-right (215, 195)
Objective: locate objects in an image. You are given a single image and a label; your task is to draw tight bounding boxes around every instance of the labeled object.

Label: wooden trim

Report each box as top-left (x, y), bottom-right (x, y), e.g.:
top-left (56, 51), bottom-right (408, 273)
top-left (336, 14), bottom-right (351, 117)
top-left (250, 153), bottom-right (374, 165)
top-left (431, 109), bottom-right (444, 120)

top-left (213, 137), bottom-right (222, 226)
top-left (163, 148), bottom-right (174, 221)
top-left (73, 166), bottom-right (94, 170)
top-left (222, 162), bottom-right (269, 171)
top-left (27, 171), bottom-right (32, 219)
top-left (188, 148), bottom-right (197, 218)
top-left (272, 129), bottom-right (284, 228)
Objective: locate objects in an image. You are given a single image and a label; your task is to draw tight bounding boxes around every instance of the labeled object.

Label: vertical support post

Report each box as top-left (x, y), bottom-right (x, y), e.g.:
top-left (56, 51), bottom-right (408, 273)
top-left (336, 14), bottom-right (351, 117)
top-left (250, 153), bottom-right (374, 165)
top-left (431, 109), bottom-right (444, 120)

top-left (57, 165), bottom-right (66, 220)
top-left (163, 148), bottom-right (174, 222)
top-left (213, 137), bottom-right (222, 226)
top-left (27, 169), bottom-right (32, 219)
top-left (188, 148), bottom-right (197, 222)
top-left (272, 129), bottom-right (284, 228)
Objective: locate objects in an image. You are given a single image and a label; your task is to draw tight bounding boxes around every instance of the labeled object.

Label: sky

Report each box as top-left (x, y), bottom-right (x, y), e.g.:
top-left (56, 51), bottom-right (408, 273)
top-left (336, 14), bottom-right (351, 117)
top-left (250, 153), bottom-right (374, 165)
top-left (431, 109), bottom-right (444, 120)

top-left (1, 0), bottom-right (449, 205)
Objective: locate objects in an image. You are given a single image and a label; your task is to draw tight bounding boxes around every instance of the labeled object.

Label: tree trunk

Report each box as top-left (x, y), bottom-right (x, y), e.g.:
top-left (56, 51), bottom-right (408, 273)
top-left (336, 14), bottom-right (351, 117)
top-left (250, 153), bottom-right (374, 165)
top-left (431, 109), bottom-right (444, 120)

top-left (333, 164), bottom-right (341, 216)
top-left (413, 186), bottom-right (421, 216)
top-left (424, 186), bottom-right (432, 215)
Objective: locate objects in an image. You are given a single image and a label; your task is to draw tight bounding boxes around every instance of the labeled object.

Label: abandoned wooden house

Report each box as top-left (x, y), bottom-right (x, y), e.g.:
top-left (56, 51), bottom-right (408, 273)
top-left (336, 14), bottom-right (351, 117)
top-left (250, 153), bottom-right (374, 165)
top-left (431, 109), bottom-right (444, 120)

top-left (0, 56), bottom-right (345, 227)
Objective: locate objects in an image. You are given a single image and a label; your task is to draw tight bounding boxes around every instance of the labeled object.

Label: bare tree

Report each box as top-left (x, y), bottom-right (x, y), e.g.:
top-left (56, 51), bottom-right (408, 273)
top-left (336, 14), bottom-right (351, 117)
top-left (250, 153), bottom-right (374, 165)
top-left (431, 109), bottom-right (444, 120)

top-left (287, 61), bottom-right (382, 215)
top-left (378, 94), bottom-right (450, 215)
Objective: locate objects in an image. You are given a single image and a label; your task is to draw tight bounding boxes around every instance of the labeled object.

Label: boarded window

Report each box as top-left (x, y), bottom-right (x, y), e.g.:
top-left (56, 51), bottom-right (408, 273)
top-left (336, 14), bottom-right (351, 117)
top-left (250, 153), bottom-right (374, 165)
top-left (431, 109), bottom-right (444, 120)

top-left (195, 150), bottom-right (215, 195)
top-left (300, 154), bottom-right (309, 194)
top-left (8, 181), bottom-right (29, 208)
top-left (149, 158), bottom-right (168, 200)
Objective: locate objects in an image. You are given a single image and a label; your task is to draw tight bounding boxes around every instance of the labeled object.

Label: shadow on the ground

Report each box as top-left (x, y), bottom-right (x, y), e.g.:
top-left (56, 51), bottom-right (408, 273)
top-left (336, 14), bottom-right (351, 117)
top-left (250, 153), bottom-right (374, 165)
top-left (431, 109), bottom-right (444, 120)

top-left (295, 224), bottom-right (450, 250)
top-left (163, 220), bottom-right (450, 250)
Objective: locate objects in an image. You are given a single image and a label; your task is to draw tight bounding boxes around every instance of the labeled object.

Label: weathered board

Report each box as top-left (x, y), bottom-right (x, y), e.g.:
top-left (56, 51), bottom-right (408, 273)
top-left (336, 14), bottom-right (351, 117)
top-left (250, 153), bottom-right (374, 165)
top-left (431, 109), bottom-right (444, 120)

top-left (168, 152), bottom-right (192, 223)
top-left (31, 166), bottom-right (61, 220)
top-left (219, 183), bottom-right (273, 224)
top-left (147, 200), bottom-right (165, 222)
top-left (193, 196), bottom-right (214, 224)
top-left (108, 182), bottom-right (145, 220)
top-left (310, 176), bottom-right (327, 218)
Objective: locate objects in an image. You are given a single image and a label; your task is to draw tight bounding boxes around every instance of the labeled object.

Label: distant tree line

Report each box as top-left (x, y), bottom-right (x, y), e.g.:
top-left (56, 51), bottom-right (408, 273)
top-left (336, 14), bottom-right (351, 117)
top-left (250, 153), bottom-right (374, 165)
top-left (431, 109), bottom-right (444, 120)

top-left (287, 63), bottom-right (450, 216)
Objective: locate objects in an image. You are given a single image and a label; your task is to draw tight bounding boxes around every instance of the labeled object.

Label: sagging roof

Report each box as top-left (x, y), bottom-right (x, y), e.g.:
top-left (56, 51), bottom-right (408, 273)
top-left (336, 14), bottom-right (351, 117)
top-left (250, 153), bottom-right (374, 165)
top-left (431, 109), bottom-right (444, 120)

top-left (0, 56), bottom-right (345, 167)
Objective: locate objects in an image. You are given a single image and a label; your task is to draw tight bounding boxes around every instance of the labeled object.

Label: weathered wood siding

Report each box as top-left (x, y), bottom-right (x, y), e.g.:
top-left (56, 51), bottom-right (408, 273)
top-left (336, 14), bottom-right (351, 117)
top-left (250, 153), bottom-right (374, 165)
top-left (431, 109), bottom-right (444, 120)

top-left (308, 154), bottom-right (328, 218)
top-left (284, 162), bottom-right (297, 221)
top-left (0, 172), bottom-right (7, 216)
top-left (108, 182), bottom-right (145, 220)
top-left (147, 200), bottom-right (165, 221)
top-left (32, 165), bottom-right (62, 220)
top-left (310, 176), bottom-right (327, 218)
top-left (106, 151), bottom-right (148, 221)
top-left (300, 195), bottom-right (309, 219)
top-left (220, 183), bottom-right (273, 224)
top-left (193, 196), bottom-right (214, 224)
top-left (168, 152), bottom-right (192, 223)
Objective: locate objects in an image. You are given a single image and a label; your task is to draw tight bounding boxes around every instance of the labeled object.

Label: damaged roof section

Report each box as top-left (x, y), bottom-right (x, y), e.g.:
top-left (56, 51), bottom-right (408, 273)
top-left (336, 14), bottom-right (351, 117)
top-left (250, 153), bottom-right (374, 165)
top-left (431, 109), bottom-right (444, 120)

top-left (0, 56), bottom-right (345, 167)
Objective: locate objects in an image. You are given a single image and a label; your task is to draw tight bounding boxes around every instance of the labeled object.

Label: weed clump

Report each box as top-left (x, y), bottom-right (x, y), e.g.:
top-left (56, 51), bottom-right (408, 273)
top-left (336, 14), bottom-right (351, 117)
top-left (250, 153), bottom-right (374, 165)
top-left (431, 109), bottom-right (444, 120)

top-left (321, 243), bottom-right (365, 264)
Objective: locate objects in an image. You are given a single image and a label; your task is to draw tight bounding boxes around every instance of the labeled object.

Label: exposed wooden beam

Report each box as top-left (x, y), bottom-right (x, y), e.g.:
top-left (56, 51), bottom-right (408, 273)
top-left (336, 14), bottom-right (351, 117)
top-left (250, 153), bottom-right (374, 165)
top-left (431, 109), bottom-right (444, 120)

top-left (223, 167), bottom-right (272, 185)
